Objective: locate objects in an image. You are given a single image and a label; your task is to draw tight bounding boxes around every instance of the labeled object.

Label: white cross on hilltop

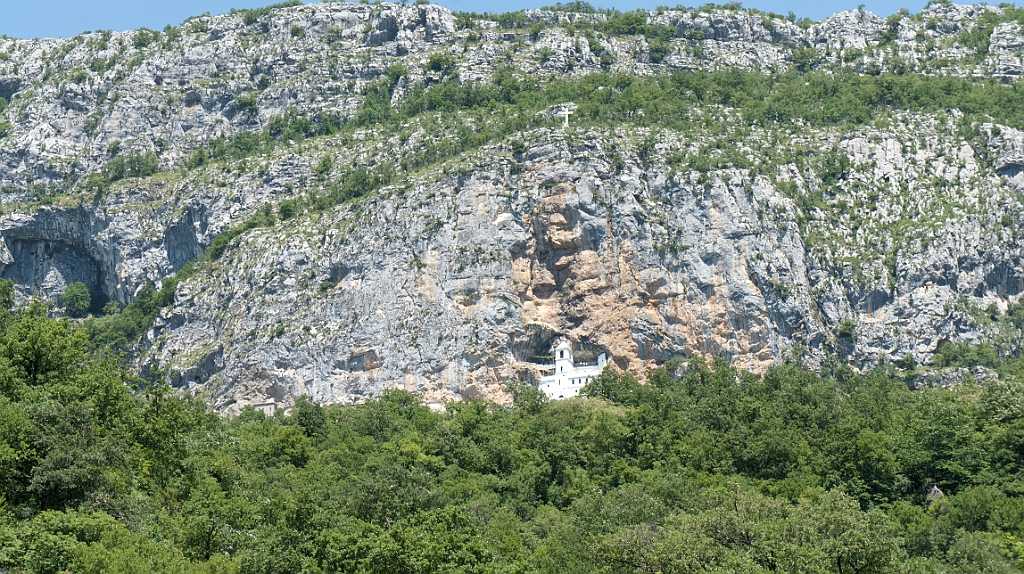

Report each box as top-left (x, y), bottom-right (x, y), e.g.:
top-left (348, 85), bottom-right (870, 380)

top-left (548, 103), bottom-right (577, 129)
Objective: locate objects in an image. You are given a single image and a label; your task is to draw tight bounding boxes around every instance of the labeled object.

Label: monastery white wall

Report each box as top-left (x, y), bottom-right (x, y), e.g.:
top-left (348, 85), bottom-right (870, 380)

top-left (537, 342), bottom-right (608, 400)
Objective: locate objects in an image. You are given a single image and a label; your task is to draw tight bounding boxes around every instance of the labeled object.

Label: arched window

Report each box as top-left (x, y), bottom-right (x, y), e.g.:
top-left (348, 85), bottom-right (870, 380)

top-left (560, 350), bottom-right (564, 359)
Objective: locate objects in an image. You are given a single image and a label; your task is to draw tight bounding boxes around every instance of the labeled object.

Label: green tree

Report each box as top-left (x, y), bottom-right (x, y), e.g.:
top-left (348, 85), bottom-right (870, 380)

top-left (377, 508), bottom-right (495, 573)
top-left (425, 53), bottom-right (457, 74)
top-left (0, 278), bottom-right (15, 311)
top-left (290, 395), bottom-right (326, 437)
top-left (1, 301), bottom-right (88, 387)
top-left (62, 282), bottom-right (91, 318)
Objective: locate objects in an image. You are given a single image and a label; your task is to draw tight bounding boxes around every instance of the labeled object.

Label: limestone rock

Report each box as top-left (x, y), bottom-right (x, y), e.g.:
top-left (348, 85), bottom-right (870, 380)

top-left (0, 3), bottom-right (1021, 409)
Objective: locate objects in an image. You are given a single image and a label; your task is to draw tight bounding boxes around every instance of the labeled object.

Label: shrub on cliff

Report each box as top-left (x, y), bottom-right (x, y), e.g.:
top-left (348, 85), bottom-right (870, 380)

top-left (62, 282), bottom-right (90, 318)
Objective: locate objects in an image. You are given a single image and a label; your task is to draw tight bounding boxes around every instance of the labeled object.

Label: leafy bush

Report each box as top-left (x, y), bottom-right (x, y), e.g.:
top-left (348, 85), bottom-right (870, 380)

top-left (132, 28), bottom-right (158, 49)
top-left (879, 11), bottom-right (905, 45)
top-left (837, 317), bottom-right (856, 339)
top-left (453, 12), bottom-right (478, 30)
top-left (842, 48), bottom-right (864, 63)
top-left (818, 149), bottom-right (851, 185)
top-left (791, 47), bottom-right (822, 73)
top-left (601, 10), bottom-right (648, 35)
top-left (234, 0), bottom-right (302, 26)
top-left (83, 151), bottom-right (161, 196)
top-left (101, 152), bottom-right (159, 182)
top-left (425, 53), bottom-right (457, 74)
top-left (600, 9), bottom-right (677, 64)
top-left (235, 93), bottom-right (258, 115)
top-left (493, 11), bottom-right (527, 29)
top-left (648, 37), bottom-right (671, 63)
top-left (278, 199), bottom-right (297, 220)
top-left (183, 148), bottom-right (207, 169)
top-left (67, 68), bottom-right (89, 84)
top-left (386, 64), bottom-right (409, 84)
top-left (542, 1), bottom-right (602, 12)
top-left (88, 56), bottom-right (112, 73)
top-left (325, 25), bottom-right (344, 43)
top-left (312, 154), bottom-right (333, 176)
top-left (206, 206), bottom-right (276, 261)
top-left (932, 341), bottom-right (1001, 369)
top-left (0, 279), bottom-right (14, 311)
top-left (62, 282), bottom-right (91, 318)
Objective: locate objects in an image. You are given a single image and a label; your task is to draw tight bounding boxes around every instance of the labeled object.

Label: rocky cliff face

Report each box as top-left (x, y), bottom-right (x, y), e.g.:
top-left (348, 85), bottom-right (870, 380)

top-left (1, 2), bottom-right (1024, 410)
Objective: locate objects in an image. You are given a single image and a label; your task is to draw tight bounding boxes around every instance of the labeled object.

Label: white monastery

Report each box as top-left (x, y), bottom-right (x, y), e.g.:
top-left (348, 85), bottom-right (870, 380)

top-left (537, 341), bottom-right (608, 400)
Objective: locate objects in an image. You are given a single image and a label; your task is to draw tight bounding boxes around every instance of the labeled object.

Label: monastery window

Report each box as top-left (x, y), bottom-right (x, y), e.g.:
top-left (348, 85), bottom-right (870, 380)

top-left (560, 350), bottom-right (564, 359)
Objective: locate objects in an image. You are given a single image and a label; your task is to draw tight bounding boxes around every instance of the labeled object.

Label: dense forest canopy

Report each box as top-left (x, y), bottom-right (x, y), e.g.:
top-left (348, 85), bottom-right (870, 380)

top-left (2, 280), bottom-right (1024, 572)
top-left (6, 1), bottom-right (1024, 572)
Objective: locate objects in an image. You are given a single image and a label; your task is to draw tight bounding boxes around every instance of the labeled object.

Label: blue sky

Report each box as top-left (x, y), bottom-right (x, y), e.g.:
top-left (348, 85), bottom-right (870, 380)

top-left (2, 0), bottom-right (929, 40)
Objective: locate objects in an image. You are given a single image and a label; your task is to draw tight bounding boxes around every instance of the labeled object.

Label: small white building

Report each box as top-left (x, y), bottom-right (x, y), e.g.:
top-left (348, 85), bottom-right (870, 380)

top-left (538, 341), bottom-right (608, 400)
top-left (253, 402), bottom-right (277, 416)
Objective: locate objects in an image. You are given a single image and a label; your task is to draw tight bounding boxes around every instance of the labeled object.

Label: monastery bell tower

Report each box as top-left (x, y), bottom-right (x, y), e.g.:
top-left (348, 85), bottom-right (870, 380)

top-left (553, 341), bottom-right (573, 374)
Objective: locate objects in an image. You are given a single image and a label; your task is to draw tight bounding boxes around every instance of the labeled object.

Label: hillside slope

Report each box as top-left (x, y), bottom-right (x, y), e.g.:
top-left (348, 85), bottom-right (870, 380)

top-left (2, 2), bottom-right (1024, 409)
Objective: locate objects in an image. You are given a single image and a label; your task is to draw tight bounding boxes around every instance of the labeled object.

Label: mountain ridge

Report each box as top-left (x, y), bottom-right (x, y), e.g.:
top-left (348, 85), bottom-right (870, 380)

top-left (0, 1), bottom-right (1023, 410)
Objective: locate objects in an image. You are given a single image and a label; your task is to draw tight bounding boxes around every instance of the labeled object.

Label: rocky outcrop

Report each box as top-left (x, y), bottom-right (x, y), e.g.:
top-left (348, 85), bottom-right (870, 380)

top-left (146, 130), bottom-right (801, 411)
top-left (988, 124), bottom-right (1024, 183)
top-left (139, 116), bottom-right (1024, 412)
top-left (2, 3), bottom-right (1023, 193)
top-left (909, 366), bottom-right (999, 389)
top-left (0, 3), bottom-right (455, 192)
top-left (0, 3), bottom-right (1023, 410)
